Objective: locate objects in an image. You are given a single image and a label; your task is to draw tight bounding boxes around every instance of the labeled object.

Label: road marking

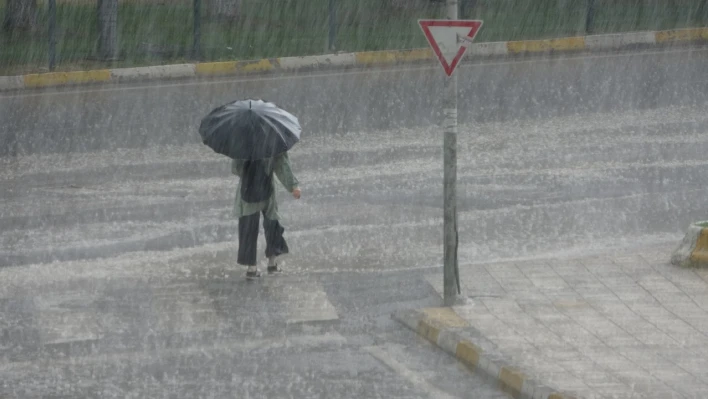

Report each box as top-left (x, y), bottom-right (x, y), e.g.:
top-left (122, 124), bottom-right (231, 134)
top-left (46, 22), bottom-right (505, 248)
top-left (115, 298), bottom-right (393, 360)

top-left (364, 345), bottom-right (460, 399)
top-left (2, 46), bottom-right (707, 99)
top-left (1, 333), bottom-right (348, 370)
top-left (33, 283), bottom-right (221, 347)
top-left (267, 278), bottom-right (339, 324)
top-left (37, 310), bottom-right (101, 345)
top-left (149, 283), bottom-right (220, 333)
top-left (35, 292), bottom-right (102, 345)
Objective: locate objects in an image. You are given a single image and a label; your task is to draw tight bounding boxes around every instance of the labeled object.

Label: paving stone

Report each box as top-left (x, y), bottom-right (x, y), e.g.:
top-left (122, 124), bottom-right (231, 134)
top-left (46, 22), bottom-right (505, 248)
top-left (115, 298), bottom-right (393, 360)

top-left (456, 247), bottom-right (708, 398)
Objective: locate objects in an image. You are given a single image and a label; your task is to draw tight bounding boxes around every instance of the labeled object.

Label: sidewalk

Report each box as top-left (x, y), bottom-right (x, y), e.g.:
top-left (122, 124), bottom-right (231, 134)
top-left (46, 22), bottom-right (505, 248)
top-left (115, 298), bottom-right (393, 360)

top-left (395, 243), bottom-right (708, 399)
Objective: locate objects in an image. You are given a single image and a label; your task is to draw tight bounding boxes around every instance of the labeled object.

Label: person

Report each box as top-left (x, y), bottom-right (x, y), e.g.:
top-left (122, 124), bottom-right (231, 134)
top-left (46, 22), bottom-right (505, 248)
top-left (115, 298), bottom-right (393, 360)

top-left (232, 152), bottom-right (301, 279)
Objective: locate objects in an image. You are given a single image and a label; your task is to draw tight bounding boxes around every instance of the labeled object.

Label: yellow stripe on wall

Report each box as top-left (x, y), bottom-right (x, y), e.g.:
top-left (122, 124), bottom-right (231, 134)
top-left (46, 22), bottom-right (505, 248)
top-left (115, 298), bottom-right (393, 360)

top-left (656, 28), bottom-right (708, 43)
top-left (507, 37), bottom-right (585, 53)
top-left (24, 69), bottom-right (111, 88)
top-left (195, 61), bottom-right (237, 76)
top-left (691, 228), bottom-right (708, 264)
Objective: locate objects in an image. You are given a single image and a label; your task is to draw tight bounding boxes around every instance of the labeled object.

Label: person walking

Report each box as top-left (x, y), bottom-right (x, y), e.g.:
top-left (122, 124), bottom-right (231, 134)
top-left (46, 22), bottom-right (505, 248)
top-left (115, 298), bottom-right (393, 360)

top-left (232, 153), bottom-right (301, 279)
top-left (198, 99), bottom-right (303, 280)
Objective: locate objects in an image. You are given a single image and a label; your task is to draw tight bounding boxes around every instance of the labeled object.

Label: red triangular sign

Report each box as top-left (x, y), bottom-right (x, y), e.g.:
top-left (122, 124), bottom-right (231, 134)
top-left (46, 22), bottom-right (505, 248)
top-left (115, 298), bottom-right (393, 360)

top-left (419, 19), bottom-right (483, 77)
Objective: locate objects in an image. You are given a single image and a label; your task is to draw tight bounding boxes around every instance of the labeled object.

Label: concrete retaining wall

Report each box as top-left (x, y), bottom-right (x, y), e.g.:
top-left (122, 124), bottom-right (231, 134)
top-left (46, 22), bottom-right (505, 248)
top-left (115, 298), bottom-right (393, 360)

top-left (1, 27), bottom-right (706, 92)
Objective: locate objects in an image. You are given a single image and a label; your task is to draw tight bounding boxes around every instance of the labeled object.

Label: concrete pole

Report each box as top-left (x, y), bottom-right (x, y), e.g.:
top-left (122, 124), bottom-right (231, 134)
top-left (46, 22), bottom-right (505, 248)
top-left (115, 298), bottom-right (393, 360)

top-left (443, 0), bottom-right (460, 306)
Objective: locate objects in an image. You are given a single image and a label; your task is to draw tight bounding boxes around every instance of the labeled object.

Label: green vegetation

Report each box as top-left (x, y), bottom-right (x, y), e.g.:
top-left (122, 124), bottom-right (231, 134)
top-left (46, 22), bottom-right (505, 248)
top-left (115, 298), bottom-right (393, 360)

top-left (697, 222), bottom-right (708, 228)
top-left (1, 0), bottom-right (707, 74)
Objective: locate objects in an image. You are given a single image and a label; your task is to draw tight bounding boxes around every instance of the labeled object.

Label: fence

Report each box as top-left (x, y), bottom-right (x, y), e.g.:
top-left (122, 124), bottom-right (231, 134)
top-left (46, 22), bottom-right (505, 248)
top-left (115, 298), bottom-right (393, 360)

top-left (1, 0), bottom-right (707, 75)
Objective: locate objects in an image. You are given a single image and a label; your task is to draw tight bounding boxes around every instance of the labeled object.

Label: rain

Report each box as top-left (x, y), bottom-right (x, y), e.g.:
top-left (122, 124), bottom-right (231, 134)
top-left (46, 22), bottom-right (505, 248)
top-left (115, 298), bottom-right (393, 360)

top-left (1, 0), bottom-right (708, 398)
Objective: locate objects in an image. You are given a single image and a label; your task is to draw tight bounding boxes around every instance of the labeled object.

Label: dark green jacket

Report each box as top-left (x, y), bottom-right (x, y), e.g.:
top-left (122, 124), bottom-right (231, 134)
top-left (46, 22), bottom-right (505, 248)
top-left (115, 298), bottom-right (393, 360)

top-left (231, 152), bottom-right (299, 220)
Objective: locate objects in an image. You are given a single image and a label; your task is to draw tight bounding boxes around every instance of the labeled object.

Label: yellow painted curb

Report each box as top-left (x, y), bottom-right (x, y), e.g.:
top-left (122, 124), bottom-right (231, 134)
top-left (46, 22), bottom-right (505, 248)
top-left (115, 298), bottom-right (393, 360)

top-left (507, 37), bottom-right (585, 54)
top-left (415, 308), bottom-right (468, 348)
top-left (656, 27), bottom-right (708, 43)
top-left (417, 319), bottom-right (441, 343)
top-left (24, 69), bottom-right (111, 88)
top-left (421, 307), bottom-right (469, 327)
top-left (455, 340), bottom-right (481, 370)
top-left (672, 222), bottom-right (708, 268)
top-left (691, 228), bottom-right (708, 264)
top-left (195, 61), bottom-right (237, 75)
top-left (354, 48), bottom-right (433, 65)
top-left (498, 366), bottom-right (528, 399)
top-left (395, 308), bottom-right (582, 399)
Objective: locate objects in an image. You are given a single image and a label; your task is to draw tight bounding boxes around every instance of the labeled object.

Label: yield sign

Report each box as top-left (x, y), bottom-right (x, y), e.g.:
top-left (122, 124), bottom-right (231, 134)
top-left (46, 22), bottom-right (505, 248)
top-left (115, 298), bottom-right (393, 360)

top-left (418, 19), bottom-right (483, 77)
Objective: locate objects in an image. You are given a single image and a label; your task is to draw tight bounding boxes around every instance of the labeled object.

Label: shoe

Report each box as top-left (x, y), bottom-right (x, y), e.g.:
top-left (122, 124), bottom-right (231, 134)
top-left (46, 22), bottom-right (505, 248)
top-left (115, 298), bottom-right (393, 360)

top-left (267, 265), bottom-right (282, 274)
top-left (246, 270), bottom-right (261, 280)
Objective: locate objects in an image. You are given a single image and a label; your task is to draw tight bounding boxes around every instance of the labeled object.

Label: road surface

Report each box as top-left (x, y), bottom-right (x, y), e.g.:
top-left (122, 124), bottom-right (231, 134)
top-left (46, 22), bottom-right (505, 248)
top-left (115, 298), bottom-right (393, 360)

top-left (1, 47), bottom-right (707, 398)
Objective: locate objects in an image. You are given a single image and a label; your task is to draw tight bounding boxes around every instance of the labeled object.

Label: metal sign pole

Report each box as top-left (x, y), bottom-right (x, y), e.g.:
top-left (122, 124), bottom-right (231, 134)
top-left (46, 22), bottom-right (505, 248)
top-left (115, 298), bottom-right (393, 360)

top-left (443, 0), bottom-right (460, 306)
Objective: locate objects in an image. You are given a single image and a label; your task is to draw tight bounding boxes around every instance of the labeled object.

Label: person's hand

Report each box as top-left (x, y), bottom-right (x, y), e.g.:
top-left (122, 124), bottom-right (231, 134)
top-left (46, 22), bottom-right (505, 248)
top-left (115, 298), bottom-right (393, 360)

top-left (292, 187), bottom-right (301, 199)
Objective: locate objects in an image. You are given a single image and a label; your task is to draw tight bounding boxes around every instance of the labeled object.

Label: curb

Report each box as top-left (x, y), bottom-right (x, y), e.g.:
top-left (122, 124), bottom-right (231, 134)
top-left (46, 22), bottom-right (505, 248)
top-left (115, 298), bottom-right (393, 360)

top-left (393, 307), bottom-right (577, 399)
top-left (671, 221), bottom-right (708, 267)
top-left (1, 27), bottom-right (707, 92)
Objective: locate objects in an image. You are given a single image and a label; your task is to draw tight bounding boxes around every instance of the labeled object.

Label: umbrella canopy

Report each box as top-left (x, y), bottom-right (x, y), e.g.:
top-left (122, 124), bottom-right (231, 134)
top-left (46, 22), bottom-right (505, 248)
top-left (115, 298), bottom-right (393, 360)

top-left (199, 99), bottom-right (301, 160)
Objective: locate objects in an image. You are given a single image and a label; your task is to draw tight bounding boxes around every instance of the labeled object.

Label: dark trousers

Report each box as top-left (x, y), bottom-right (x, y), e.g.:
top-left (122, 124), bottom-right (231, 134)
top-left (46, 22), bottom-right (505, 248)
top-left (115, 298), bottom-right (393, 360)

top-left (238, 211), bottom-right (289, 266)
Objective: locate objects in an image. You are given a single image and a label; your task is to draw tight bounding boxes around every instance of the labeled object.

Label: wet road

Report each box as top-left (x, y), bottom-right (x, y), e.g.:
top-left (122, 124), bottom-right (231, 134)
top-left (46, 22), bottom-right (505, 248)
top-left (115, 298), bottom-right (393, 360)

top-left (1, 47), bottom-right (708, 397)
top-left (2, 46), bottom-right (708, 155)
top-left (2, 105), bottom-right (707, 268)
top-left (0, 261), bottom-right (507, 398)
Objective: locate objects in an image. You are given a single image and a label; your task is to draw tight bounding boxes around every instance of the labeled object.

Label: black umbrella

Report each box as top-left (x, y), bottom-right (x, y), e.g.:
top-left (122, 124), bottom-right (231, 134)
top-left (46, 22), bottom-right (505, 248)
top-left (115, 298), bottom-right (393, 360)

top-left (199, 99), bottom-right (301, 160)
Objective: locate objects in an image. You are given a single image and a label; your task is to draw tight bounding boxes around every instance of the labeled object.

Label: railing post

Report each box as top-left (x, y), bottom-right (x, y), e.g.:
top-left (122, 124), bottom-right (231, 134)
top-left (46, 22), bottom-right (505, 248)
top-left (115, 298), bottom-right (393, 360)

top-left (97, 0), bottom-right (118, 61)
top-left (460, 0), bottom-right (476, 19)
top-left (698, 0), bottom-right (707, 25)
top-left (328, 0), bottom-right (336, 51)
top-left (193, 0), bottom-right (201, 60)
top-left (586, 0), bottom-right (596, 34)
top-left (48, 0), bottom-right (56, 71)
